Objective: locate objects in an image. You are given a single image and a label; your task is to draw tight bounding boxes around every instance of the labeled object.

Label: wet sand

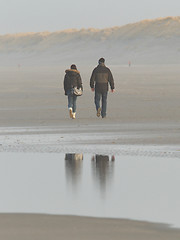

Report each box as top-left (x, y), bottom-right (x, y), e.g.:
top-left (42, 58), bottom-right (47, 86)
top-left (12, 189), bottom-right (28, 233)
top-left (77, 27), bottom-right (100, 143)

top-left (0, 214), bottom-right (180, 240)
top-left (0, 65), bottom-right (180, 239)
top-left (0, 65), bottom-right (180, 145)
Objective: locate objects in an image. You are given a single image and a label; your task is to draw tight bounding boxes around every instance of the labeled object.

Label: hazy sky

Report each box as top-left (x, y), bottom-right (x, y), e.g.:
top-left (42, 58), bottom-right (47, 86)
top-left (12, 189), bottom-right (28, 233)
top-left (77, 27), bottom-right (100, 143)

top-left (0, 0), bottom-right (180, 34)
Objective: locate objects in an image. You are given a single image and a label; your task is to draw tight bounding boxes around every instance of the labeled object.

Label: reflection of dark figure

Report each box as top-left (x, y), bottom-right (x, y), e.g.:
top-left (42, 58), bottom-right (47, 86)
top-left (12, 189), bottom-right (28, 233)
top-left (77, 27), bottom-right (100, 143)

top-left (65, 153), bottom-right (83, 188)
top-left (91, 155), bottom-right (115, 195)
top-left (65, 154), bottom-right (83, 161)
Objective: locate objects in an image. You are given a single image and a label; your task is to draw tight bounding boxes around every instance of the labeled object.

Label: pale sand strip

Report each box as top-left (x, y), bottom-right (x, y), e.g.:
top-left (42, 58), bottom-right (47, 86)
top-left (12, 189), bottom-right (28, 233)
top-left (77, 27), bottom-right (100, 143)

top-left (0, 214), bottom-right (180, 240)
top-left (0, 126), bottom-right (180, 157)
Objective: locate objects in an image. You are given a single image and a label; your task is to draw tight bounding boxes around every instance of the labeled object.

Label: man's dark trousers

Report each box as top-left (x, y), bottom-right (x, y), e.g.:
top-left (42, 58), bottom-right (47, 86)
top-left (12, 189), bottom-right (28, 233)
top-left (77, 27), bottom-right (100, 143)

top-left (94, 91), bottom-right (108, 118)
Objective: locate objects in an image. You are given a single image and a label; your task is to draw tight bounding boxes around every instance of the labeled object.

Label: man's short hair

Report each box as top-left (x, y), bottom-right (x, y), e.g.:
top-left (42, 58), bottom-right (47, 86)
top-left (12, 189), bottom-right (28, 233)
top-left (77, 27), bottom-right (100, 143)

top-left (98, 58), bottom-right (105, 64)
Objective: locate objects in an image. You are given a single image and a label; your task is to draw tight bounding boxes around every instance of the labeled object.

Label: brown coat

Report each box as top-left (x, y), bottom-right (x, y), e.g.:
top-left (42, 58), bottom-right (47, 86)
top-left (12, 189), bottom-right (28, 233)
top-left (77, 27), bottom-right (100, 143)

top-left (90, 63), bottom-right (114, 93)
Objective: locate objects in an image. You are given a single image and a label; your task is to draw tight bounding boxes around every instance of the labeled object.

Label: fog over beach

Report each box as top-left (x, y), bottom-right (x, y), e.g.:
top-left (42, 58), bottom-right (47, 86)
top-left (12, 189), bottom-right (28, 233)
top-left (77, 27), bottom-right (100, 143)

top-left (1, 16), bottom-right (180, 66)
top-left (0, 15), bottom-right (180, 240)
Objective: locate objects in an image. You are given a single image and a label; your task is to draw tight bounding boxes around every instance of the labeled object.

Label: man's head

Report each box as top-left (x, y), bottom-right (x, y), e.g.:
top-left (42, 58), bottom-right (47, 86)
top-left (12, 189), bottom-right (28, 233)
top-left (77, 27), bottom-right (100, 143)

top-left (98, 58), bottom-right (105, 64)
top-left (71, 64), bottom-right (77, 70)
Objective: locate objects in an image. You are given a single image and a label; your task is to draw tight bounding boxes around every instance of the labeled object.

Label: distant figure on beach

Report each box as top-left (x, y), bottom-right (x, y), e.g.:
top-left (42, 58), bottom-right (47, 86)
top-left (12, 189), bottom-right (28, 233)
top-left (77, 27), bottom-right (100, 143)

top-left (90, 58), bottom-right (115, 118)
top-left (64, 64), bottom-right (83, 119)
top-left (128, 61), bottom-right (131, 67)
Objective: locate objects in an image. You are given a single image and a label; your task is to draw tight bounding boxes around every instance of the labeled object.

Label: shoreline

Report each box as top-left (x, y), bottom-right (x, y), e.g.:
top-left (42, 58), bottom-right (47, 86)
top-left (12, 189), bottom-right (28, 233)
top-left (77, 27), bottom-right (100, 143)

top-left (0, 124), bottom-right (179, 158)
top-left (0, 213), bottom-right (180, 240)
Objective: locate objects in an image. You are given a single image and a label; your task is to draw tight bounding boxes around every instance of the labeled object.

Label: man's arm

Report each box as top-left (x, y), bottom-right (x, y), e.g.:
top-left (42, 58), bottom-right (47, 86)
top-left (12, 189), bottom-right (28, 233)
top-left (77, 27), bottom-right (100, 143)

top-left (108, 69), bottom-right (115, 91)
top-left (64, 74), bottom-right (67, 91)
top-left (90, 69), bottom-right (96, 90)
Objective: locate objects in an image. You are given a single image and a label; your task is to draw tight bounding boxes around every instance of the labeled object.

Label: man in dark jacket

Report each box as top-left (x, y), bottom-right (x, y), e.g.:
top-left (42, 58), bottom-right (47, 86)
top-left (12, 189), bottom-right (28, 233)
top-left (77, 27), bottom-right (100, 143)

top-left (90, 58), bottom-right (115, 118)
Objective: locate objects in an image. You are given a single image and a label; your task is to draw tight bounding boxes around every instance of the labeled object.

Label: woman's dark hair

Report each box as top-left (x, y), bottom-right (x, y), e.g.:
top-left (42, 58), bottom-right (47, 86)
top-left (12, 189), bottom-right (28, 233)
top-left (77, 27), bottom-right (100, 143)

top-left (71, 64), bottom-right (77, 70)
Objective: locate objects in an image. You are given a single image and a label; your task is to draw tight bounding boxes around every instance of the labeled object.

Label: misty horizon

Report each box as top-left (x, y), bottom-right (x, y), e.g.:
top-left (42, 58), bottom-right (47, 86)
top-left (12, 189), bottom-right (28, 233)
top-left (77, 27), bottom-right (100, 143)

top-left (1, 16), bottom-right (180, 66)
top-left (0, 16), bottom-right (179, 36)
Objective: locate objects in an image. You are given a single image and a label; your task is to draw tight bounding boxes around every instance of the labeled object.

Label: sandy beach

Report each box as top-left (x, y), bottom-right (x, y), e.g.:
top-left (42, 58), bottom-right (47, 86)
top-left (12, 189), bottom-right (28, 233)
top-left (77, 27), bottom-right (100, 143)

top-left (0, 214), bottom-right (180, 240)
top-left (0, 65), bottom-right (180, 126)
top-left (0, 64), bottom-right (180, 144)
top-left (0, 64), bottom-right (180, 239)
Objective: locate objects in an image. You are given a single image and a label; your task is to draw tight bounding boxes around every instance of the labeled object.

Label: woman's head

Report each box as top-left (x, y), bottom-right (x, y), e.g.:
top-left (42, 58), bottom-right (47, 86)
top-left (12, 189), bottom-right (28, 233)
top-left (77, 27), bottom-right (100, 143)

top-left (71, 64), bottom-right (77, 70)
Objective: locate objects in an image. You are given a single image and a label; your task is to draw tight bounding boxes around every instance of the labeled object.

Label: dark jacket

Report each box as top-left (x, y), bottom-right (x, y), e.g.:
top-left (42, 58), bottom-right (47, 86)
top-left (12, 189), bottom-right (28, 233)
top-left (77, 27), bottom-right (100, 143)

top-left (64, 69), bottom-right (83, 95)
top-left (90, 63), bottom-right (114, 93)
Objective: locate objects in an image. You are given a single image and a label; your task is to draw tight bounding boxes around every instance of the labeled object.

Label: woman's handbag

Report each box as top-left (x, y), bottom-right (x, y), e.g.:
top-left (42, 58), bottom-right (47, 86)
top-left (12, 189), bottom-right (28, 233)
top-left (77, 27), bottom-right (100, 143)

top-left (73, 87), bottom-right (83, 96)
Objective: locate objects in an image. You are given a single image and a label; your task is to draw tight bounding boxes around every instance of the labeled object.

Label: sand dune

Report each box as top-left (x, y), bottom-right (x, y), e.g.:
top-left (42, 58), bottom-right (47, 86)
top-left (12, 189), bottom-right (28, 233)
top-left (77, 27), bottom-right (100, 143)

top-left (1, 16), bottom-right (180, 65)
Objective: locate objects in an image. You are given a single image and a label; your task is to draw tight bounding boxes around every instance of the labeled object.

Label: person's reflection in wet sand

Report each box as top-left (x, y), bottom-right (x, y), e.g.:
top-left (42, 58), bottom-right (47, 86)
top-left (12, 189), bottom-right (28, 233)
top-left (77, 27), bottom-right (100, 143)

top-left (65, 153), bottom-right (83, 190)
top-left (91, 155), bottom-right (115, 196)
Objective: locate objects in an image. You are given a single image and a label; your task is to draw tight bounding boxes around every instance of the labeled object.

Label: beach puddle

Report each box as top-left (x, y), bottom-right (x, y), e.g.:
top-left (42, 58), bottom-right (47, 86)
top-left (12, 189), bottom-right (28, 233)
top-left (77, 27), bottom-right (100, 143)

top-left (0, 152), bottom-right (179, 228)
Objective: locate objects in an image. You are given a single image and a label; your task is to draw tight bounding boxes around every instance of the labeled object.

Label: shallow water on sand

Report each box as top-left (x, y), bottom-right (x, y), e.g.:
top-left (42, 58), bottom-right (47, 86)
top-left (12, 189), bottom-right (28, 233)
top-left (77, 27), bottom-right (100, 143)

top-left (0, 152), bottom-right (179, 228)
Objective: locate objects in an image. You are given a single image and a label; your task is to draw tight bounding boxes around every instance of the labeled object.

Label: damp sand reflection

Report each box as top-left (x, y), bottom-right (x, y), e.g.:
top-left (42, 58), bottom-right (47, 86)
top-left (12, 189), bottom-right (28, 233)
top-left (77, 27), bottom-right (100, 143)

top-left (0, 152), bottom-right (180, 227)
top-left (65, 153), bottom-right (83, 190)
top-left (91, 155), bottom-right (115, 195)
top-left (65, 153), bottom-right (115, 195)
